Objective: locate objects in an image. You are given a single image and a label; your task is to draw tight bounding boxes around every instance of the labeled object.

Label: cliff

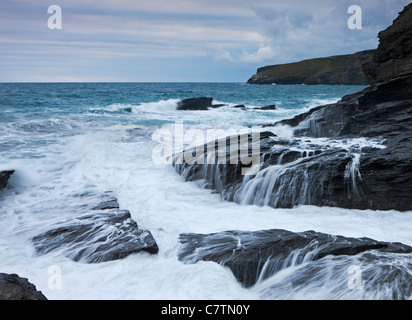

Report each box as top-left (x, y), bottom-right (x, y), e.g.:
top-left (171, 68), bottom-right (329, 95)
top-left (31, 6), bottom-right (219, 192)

top-left (247, 50), bottom-right (375, 85)
top-left (363, 4), bottom-right (412, 84)
top-left (0, 170), bottom-right (14, 191)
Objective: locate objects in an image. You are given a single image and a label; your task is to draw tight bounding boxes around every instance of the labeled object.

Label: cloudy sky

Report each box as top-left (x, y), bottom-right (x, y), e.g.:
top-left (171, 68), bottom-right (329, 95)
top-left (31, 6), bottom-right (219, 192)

top-left (0, 0), bottom-right (410, 82)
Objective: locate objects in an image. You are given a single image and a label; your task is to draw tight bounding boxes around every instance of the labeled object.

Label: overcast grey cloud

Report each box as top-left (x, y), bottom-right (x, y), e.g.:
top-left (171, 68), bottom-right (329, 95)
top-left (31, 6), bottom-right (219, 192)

top-left (0, 0), bottom-right (410, 81)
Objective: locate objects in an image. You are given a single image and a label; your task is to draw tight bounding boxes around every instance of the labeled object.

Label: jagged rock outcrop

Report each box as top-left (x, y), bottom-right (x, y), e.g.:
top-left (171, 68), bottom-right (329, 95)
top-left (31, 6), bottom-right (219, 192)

top-left (0, 170), bottom-right (14, 191)
top-left (32, 192), bottom-right (159, 263)
top-left (177, 98), bottom-right (276, 111)
top-left (179, 229), bottom-right (412, 288)
top-left (0, 273), bottom-right (47, 300)
top-left (363, 4), bottom-right (412, 85)
top-left (247, 50), bottom-right (375, 85)
top-left (174, 131), bottom-right (391, 210)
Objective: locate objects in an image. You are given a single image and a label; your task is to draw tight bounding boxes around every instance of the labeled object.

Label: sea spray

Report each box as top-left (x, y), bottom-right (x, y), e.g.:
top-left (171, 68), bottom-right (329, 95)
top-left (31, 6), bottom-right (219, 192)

top-left (155, 121), bottom-right (261, 176)
top-left (1, 82), bottom-right (408, 300)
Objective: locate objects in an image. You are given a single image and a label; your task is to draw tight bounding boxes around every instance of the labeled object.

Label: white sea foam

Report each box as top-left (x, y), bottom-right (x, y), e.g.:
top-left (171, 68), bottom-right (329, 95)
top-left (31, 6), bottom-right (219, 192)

top-left (133, 99), bottom-right (181, 113)
top-left (0, 90), bottom-right (410, 300)
top-left (307, 97), bottom-right (342, 109)
top-left (92, 99), bottom-right (180, 114)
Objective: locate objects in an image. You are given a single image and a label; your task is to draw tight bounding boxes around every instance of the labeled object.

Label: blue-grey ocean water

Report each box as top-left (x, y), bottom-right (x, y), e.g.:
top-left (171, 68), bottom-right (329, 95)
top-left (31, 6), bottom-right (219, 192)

top-left (0, 83), bottom-right (363, 154)
top-left (1, 83), bottom-right (411, 300)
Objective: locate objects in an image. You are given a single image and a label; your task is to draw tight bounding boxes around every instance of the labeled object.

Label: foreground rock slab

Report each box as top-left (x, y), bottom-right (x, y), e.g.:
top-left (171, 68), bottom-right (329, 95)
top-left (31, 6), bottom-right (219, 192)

top-left (32, 193), bottom-right (159, 263)
top-left (178, 229), bottom-right (412, 288)
top-left (0, 273), bottom-right (47, 300)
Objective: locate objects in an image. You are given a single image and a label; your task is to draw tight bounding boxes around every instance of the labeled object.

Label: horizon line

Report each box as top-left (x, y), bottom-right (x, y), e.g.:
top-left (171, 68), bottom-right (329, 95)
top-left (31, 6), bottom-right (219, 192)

top-left (0, 81), bottom-right (248, 84)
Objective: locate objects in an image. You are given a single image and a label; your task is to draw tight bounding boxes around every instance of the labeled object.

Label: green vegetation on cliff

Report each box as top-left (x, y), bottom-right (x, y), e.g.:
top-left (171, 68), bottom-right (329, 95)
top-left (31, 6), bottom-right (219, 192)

top-left (247, 50), bottom-right (375, 85)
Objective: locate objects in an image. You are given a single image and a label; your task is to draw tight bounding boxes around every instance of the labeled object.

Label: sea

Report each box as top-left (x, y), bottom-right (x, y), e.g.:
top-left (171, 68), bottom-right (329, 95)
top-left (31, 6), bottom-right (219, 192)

top-left (1, 82), bottom-right (412, 300)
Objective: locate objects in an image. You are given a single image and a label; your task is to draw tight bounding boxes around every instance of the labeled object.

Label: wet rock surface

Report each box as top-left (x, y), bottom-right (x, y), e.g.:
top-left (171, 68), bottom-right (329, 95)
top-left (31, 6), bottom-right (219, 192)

top-left (177, 97), bottom-right (213, 111)
top-left (172, 4), bottom-right (412, 298)
top-left (174, 132), bottom-right (385, 210)
top-left (363, 4), bottom-right (412, 85)
top-left (0, 273), bottom-right (47, 300)
top-left (178, 229), bottom-right (412, 288)
top-left (271, 4), bottom-right (412, 211)
top-left (32, 193), bottom-right (159, 263)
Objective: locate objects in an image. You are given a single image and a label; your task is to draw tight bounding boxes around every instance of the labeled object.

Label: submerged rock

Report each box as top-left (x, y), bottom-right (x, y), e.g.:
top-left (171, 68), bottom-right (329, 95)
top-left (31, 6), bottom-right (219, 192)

top-left (0, 170), bottom-right (14, 191)
top-left (32, 193), bottom-right (159, 263)
top-left (0, 273), bottom-right (47, 300)
top-left (254, 105), bottom-right (277, 110)
top-left (178, 229), bottom-right (412, 288)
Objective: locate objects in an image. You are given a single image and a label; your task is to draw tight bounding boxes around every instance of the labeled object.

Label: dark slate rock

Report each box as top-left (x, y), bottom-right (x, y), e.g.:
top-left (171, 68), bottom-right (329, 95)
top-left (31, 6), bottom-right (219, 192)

top-left (0, 273), bottom-right (47, 300)
top-left (254, 105), bottom-right (277, 110)
top-left (177, 97), bottom-right (213, 111)
top-left (32, 194), bottom-right (159, 263)
top-left (0, 170), bottom-right (14, 191)
top-left (178, 229), bottom-right (412, 288)
top-left (173, 132), bottom-right (371, 209)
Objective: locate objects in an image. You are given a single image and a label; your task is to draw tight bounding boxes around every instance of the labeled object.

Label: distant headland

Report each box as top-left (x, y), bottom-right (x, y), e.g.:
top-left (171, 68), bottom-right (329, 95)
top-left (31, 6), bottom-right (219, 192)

top-left (247, 49), bottom-right (375, 85)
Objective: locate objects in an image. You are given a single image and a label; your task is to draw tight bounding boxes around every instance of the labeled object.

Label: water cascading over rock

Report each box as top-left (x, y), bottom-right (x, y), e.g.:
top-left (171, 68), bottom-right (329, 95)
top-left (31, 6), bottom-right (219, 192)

top-left (173, 131), bottom-right (385, 210)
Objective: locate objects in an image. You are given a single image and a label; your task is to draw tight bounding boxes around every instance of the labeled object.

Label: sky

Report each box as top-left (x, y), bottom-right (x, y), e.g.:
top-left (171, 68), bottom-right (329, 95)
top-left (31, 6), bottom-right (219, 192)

top-left (0, 0), bottom-right (410, 82)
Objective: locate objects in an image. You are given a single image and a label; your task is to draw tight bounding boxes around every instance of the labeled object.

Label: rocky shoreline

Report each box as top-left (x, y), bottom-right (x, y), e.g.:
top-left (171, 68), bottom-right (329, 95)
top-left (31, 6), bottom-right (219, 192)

top-left (174, 3), bottom-right (412, 212)
top-left (170, 3), bottom-right (412, 295)
top-left (1, 3), bottom-right (411, 301)
top-left (1, 191), bottom-right (159, 299)
top-left (0, 273), bottom-right (47, 300)
top-left (176, 96), bottom-right (276, 111)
